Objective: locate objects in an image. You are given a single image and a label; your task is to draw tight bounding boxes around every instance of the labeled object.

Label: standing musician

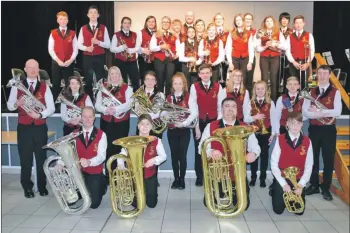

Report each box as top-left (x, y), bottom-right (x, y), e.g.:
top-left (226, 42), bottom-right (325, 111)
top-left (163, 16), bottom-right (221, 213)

top-left (194, 19), bottom-right (206, 43)
top-left (183, 11), bottom-right (195, 34)
top-left (171, 19), bottom-right (184, 72)
top-left (244, 13), bottom-right (257, 93)
top-left (95, 66), bottom-right (133, 183)
top-left (199, 97), bottom-right (261, 209)
top-left (198, 23), bottom-right (225, 82)
top-left (270, 112), bottom-right (313, 215)
top-left (60, 76), bottom-right (94, 136)
top-left (150, 16), bottom-right (178, 94)
top-left (279, 12), bottom-right (293, 39)
top-left (285, 15), bottom-right (315, 90)
top-left (117, 114), bottom-right (167, 208)
top-left (225, 69), bottom-right (250, 122)
top-left (190, 63), bottom-right (226, 186)
top-left (48, 11), bottom-right (78, 100)
top-left (244, 80), bottom-right (277, 188)
top-left (110, 17), bottom-right (141, 92)
top-left (77, 5), bottom-right (111, 100)
top-left (138, 16), bottom-right (157, 84)
top-left (7, 59), bottom-right (55, 198)
top-left (303, 65), bottom-right (342, 201)
top-left (226, 14), bottom-right (254, 92)
top-left (255, 16), bottom-right (287, 102)
top-left (166, 73), bottom-right (198, 190)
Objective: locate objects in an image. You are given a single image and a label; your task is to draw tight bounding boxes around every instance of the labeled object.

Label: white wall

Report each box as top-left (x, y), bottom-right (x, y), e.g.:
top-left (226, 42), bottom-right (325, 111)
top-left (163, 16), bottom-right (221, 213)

top-left (113, 1), bottom-right (313, 33)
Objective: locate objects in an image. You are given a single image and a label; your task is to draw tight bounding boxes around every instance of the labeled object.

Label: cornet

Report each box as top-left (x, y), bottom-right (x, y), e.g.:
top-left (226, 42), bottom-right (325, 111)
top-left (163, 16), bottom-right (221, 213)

top-left (186, 48), bottom-right (197, 73)
top-left (203, 41), bottom-right (211, 64)
top-left (142, 41), bottom-right (152, 63)
top-left (118, 36), bottom-right (133, 60)
top-left (159, 38), bottom-right (175, 58)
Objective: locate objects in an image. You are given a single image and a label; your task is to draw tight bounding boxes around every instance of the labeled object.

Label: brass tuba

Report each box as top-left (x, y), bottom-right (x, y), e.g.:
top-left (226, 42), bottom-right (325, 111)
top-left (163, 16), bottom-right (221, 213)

top-left (201, 125), bottom-right (258, 217)
top-left (43, 132), bottom-right (91, 215)
top-left (107, 136), bottom-right (156, 218)
top-left (282, 166), bottom-right (305, 214)
top-left (252, 100), bottom-right (269, 134)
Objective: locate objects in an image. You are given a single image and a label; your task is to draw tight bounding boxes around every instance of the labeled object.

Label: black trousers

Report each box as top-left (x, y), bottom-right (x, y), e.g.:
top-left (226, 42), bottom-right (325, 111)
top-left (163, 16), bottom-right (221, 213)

top-left (272, 178), bottom-right (305, 215)
top-left (17, 123), bottom-right (48, 191)
top-left (154, 58), bottom-right (175, 94)
top-left (63, 125), bottom-right (79, 136)
top-left (51, 60), bottom-right (74, 100)
top-left (308, 124), bottom-right (337, 191)
top-left (232, 57), bottom-right (251, 91)
top-left (167, 127), bottom-right (191, 179)
top-left (220, 61), bottom-right (229, 87)
top-left (82, 172), bottom-right (105, 209)
top-left (83, 54), bottom-right (105, 100)
top-left (260, 56), bottom-right (280, 102)
top-left (250, 129), bottom-right (271, 181)
top-left (174, 58), bottom-right (182, 72)
top-left (133, 174), bottom-right (158, 208)
top-left (113, 59), bottom-right (140, 92)
top-left (211, 64), bottom-right (220, 83)
top-left (279, 53), bottom-right (289, 93)
top-left (138, 56), bottom-right (154, 85)
top-left (288, 59), bottom-right (310, 90)
top-left (181, 63), bottom-right (199, 91)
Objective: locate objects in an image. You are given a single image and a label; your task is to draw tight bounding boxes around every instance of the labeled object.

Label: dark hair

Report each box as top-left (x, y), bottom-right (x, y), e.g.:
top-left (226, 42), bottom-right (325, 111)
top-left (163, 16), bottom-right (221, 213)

top-left (198, 63), bottom-right (212, 72)
top-left (194, 19), bottom-right (205, 28)
top-left (293, 15), bottom-right (305, 23)
top-left (221, 97), bottom-right (237, 106)
top-left (144, 16), bottom-right (157, 31)
top-left (121, 17), bottom-right (132, 30)
top-left (81, 106), bottom-right (95, 116)
top-left (244, 13), bottom-right (254, 20)
top-left (287, 112), bottom-right (303, 123)
top-left (64, 76), bottom-right (85, 100)
top-left (88, 5), bottom-right (99, 14)
top-left (137, 114), bottom-right (153, 125)
top-left (144, 71), bottom-right (160, 93)
top-left (317, 65), bottom-right (332, 74)
top-left (279, 12), bottom-right (291, 23)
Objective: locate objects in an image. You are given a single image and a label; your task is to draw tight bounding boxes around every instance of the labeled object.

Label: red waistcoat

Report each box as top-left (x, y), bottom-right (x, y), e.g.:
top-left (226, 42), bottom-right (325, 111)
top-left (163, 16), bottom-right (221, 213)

top-left (114, 31), bottom-right (137, 61)
top-left (153, 33), bottom-right (177, 61)
top-left (281, 28), bottom-right (293, 39)
top-left (226, 89), bottom-right (245, 120)
top-left (203, 37), bottom-right (220, 63)
top-left (184, 40), bottom-right (199, 59)
top-left (64, 93), bottom-right (88, 128)
top-left (309, 86), bottom-right (337, 126)
top-left (144, 139), bottom-right (159, 179)
top-left (51, 29), bottom-right (75, 62)
top-left (194, 82), bottom-right (220, 120)
top-left (290, 31), bottom-right (310, 60)
top-left (280, 94), bottom-right (304, 127)
top-left (166, 93), bottom-right (190, 128)
top-left (250, 100), bottom-right (272, 130)
top-left (261, 32), bottom-right (280, 57)
top-left (141, 29), bottom-right (154, 61)
top-left (231, 30), bottom-right (250, 58)
top-left (217, 31), bottom-right (229, 47)
top-left (82, 24), bottom-right (106, 56)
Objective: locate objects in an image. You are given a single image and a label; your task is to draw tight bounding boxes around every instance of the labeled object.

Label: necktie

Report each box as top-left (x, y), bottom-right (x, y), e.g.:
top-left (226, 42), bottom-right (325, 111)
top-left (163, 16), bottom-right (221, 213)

top-left (297, 32), bottom-right (300, 38)
top-left (147, 92), bottom-right (151, 98)
top-left (204, 84), bottom-right (209, 92)
top-left (176, 96), bottom-right (181, 103)
top-left (290, 96), bottom-right (296, 102)
top-left (125, 32), bottom-right (129, 36)
top-left (321, 88), bottom-right (325, 96)
top-left (85, 132), bottom-right (89, 145)
top-left (225, 124), bottom-right (232, 127)
top-left (61, 29), bottom-right (66, 36)
top-left (293, 138), bottom-right (297, 147)
top-left (234, 88), bottom-right (238, 95)
top-left (29, 82), bottom-right (34, 93)
top-left (258, 99), bottom-right (263, 105)
top-left (92, 25), bottom-right (96, 33)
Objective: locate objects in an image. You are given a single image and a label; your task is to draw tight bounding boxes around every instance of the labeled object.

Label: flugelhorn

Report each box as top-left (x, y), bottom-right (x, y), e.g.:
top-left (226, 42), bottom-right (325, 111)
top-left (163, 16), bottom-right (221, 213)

top-left (282, 166), bottom-right (305, 214)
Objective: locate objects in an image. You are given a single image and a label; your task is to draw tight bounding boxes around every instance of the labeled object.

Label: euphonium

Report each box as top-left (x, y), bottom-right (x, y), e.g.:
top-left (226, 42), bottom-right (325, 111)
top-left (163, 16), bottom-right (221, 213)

top-left (55, 90), bottom-right (83, 125)
top-left (201, 125), bottom-right (258, 217)
top-left (107, 136), bottom-right (156, 218)
top-left (42, 132), bottom-right (91, 215)
top-left (252, 100), bottom-right (269, 135)
top-left (282, 166), bottom-right (305, 214)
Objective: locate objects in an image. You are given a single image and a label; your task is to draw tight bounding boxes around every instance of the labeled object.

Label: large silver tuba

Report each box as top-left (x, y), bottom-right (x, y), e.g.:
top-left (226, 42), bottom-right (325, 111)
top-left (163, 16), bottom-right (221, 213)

top-left (55, 90), bottom-right (83, 125)
top-left (6, 75), bottom-right (46, 114)
top-left (300, 89), bottom-right (335, 125)
top-left (43, 131), bottom-right (91, 215)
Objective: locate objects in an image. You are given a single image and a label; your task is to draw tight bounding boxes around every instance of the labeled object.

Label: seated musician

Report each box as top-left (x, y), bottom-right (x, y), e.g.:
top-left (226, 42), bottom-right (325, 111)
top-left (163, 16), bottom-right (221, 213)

top-left (199, 97), bottom-right (261, 209)
top-left (270, 112), bottom-right (313, 215)
top-left (117, 114), bottom-right (167, 208)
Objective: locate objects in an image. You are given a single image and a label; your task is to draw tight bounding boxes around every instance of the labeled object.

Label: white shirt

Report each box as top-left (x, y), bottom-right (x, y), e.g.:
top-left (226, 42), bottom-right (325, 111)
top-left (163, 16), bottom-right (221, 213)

top-left (77, 23), bottom-right (111, 51)
top-left (138, 29), bottom-right (154, 54)
top-left (197, 38), bottom-right (225, 66)
top-left (255, 31), bottom-right (287, 53)
top-left (225, 32), bottom-right (255, 65)
top-left (198, 119), bottom-right (261, 158)
top-left (48, 27), bottom-right (78, 62)
top-left (270, 132), bottom-right (314, 187)
top-left (7, 78), bottom-right (55, 118)
top-left (285, 31), bottom-right (315, 63)
top-left (110, 31), bottom-right (141, 54)
top-left (178, 41), bottom-right (203, 65)
top-left (168, 92), bottom-right (198, 127)
top-left (60, 95), bottom-right (94, 123)
top-left (223, 87), bottom-right (250, 113)
top-left (189, 81), bottom-right (226, 120)
top-left (81, 127), bottom-right (107, 167)
top-left (149, 33), bottom-right (180, 54)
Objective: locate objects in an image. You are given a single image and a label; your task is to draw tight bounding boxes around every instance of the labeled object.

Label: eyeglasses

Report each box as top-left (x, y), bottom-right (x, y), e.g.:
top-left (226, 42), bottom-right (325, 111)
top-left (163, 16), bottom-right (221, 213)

top-left (162, 21), bottom-right (170, 24)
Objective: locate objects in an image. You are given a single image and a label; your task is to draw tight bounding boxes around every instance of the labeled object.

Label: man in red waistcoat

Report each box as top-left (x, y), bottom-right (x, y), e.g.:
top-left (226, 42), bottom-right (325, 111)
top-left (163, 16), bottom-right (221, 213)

top-left (77, 5), bottom-right (111, 100)
top-left (7, 59), bottom-right (55, 198)
top-left (48, 11), bottom-right (78, 100)
top-left (182, 11), bottom-right (195, 34)
top-left (270, 112), bottom-right (313, 215)
top-left (303, 65), bottom-right (342, 201)
top-left (199, 97), bottom-right (260, 209)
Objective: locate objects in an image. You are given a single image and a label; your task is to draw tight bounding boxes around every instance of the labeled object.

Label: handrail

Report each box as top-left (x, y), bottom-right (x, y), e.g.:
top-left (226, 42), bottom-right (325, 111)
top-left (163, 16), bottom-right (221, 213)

top-left (314, 53), bottom-right (350, 109)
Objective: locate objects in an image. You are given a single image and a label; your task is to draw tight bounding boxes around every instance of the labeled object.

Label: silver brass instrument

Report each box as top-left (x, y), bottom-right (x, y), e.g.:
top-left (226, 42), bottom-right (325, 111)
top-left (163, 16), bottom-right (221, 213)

top-left (43, 132), bottom-right (91, 215)
top-left (143, 41), bottom-right (152, 63)
top-left (256, 29), bottom-right (281, 52)
top-left (6, 75), bottom-right (46, 114)
top-left (55, 90), bottom-right (83, 125)
top-left (300, 89), bottom-right (335, 125)
top-left (159, 36), bottom-right (175, 58)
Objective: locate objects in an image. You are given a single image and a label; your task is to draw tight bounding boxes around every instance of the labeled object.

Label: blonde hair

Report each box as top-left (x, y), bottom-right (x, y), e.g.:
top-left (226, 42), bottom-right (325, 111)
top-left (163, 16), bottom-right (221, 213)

top-left (171, 72), bottom-right (188, 94)
top-left (108, 66), bottom-right (124, 86)
top-left (156, 16), bottom-right (174, 37)
top-left (260, 16), bottom-right (280, 36)
top-left (251, 80), bottom-right (271, 104)
top-left (226, 69), bottom-right (246, 95)
top-left (286, 76), bottom-right (300, 84)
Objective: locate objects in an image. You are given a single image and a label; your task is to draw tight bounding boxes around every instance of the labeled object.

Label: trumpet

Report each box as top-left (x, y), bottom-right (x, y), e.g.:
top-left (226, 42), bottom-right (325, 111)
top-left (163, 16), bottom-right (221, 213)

top-left (118, 36), bottom-right (133, 60)
top-left (252, 100), bottom-right (269, 134)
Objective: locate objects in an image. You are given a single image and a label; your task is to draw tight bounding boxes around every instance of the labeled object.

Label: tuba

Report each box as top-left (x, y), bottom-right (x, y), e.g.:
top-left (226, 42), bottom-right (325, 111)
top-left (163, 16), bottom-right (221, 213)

top-left (55, 90), bottom-right (83, 125)
top-left (107, 136), bottom-right (156, 218)
top-left (252, 100), bottom-right (269, 134)
top-left (201, 125), bottom-right (258, 217)
top-left (282, 166), bottom-right (305, 214)
top-left (299, 90), bottom-right (335, 125)
top-left (42, 132), bottom-right (91, 215)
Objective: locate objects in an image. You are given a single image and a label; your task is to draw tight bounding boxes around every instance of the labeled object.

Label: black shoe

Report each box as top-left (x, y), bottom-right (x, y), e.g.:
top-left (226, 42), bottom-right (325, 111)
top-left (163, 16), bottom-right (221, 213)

top-left (178, 179), bottom-right (185, 190)
top-left (321, 190), bottom-right (333, 201)
top-left (260, 180), bottom-right (266, 188)
top-left (305, 185), bottom-right (320, 195)
top-left (24, 189), bottom-right (34, 198)
top-left (195, 178), bottom-right (203, 187)
top-left (269, 189), bottom-right (273, 196)
top-left (268, 183), bottom-right (274, 190)
top-left (249, 179), bottom-right (256, 187)
top-left (39, 188), bottom-right (49, 196)
top-left (171, 179), bottom-right (180, 189)
top-left (157, 182), bottom-right (160, 187)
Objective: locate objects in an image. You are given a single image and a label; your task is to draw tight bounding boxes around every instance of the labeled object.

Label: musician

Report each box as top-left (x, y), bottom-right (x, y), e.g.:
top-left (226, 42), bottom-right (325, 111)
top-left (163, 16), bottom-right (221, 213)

top-left (303, 65), bottom-right (342, 201)
top-left (138, 16), bottom-right (157, 84)
top-left (7, 59), bottom-right (55, 198)
top-left (77, 5), bottom-right (111, 100)
top-left (285, 15), bottom-right (315, 90)
top-left (226, 14), bottom-right (254, 91)
top-left (279, 12), bottom-right (293, 39)
top-left (190, 63), bottom-right (226, 186)
top-left (48, 11), bottom-right (78, 100)
top-left (171, 19), bottom-right (184, 72)
top-left (244, 13), bottom-right (256, 36)
top-left (95, 66), bottom-right (133, 183)
top-left (270, 112), bottom-right (313, 215)
top-left (244, 80), bottom-right (277, 188)
top-left (117, 114), bottom-right (167, 208)
top-left (255, 16), bottom-right (287, 102)
top-left (166, 73), bottom-right (198, 190)
top-left (183, 11), bottom-right (195, 34)
top-left (198, 23), bottom-right (225, 82)
top-left (244, 13), bottom-right (257, 93)
top-left (60, 76), bottom-right (94, 136)
top-left (225, 69), bottom-right (250, 122)
top-left (110, 17), bottom-right (141, 92)
top-left (199, 97), bottom-right (261, 209)
top-left (194, 19), bottom-right (206, 42)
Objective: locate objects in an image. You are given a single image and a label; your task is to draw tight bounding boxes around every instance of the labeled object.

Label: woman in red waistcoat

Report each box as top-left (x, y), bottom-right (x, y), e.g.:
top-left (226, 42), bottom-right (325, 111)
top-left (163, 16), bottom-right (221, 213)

top-left (194, 19), bottom-right (206, 43)
top-left (171, 19), bottom-right (184, 73)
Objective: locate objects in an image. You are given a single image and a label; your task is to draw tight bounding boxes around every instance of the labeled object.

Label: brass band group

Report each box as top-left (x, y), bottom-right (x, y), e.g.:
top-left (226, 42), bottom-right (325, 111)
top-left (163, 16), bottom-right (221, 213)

top-left (6, 5), bottom-right (343, 218)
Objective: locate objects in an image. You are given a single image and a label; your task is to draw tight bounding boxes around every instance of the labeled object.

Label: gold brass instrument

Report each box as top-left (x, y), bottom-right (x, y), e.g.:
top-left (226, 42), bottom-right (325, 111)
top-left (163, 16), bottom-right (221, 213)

top-left (201, 125), bottom-right (258, 217)
top-left (159, 37), bottom-right (175, 58)
top-left (256, 29), bottom-right (281, 52)
top-left (142, 41), bottom-right (152, 63)
top-left (43, 132), bottom-right (92, 214)
top-left (118, 36), bottom-right (133, 60)
top-left (300, 90), bottom-right (335, 125)
top-left (107, 136), bottom-right (156, 218)
top-left (282, 166), bottom-right (305, 214)
top-left (55, 90), bottom-right (83, 125)
top-left (186, 47), bottom-right (197, 73)
top-left (203, 40), bottom-right (211, 64)
top-left (252, 100), bottom-right (269, 134)
top-left (130, 86), bottom-right (167, 134)
top-left (6, 75), bottom-right (46, 114)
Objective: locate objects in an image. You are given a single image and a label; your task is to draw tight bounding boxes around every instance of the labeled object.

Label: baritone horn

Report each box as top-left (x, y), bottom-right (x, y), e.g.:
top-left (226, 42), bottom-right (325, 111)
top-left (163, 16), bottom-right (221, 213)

top-left (283, 166), bottom-right (305, 214)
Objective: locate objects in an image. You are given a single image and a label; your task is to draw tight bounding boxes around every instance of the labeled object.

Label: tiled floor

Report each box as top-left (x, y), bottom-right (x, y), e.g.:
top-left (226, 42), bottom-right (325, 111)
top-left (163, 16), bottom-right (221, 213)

top-left (2, 173), bottom-right (349, 233)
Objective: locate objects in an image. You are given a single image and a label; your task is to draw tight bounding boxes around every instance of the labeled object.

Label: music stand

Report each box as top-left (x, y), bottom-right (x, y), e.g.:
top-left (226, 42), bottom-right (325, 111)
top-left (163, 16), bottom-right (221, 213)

top-left (322, 51), bottom-right (334, 66)
top-left (345, 49), bottom-right (350, 63)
